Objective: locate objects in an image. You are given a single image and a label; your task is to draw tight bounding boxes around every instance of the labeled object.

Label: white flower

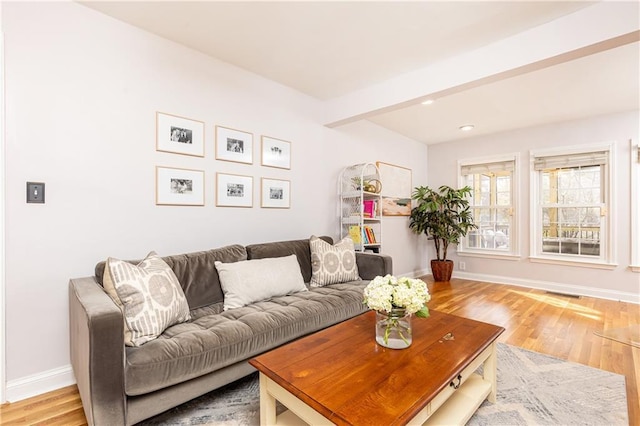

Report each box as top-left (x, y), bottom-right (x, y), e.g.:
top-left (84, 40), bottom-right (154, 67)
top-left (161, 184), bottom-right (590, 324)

top-left (363, 274), bottom-right (431, 317)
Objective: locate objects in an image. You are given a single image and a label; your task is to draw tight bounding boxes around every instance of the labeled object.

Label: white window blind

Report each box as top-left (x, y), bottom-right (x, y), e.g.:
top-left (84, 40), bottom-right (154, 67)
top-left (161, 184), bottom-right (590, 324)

top-left (461, 160), bottom-right (515, 175)
top-left (534, 151), bottom-right (608, 171)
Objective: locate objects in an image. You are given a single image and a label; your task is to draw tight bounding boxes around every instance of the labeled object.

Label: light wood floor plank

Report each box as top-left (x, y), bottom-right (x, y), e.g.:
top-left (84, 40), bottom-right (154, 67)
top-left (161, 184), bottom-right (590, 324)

top-left (0, 278), bottom-right (637, 425)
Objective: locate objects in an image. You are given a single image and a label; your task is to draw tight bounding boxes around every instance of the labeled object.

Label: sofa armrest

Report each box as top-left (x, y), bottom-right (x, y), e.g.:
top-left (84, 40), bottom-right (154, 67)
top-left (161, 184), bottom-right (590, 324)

top-left (356, 252), bottom-right (393, 280)
top-left (69, 277), bottom-right (126, 426)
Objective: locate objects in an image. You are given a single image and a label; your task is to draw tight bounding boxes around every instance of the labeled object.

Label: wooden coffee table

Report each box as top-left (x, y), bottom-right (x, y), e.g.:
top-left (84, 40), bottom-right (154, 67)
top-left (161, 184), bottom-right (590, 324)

top-left (249, 310), bottom-right (504, 425)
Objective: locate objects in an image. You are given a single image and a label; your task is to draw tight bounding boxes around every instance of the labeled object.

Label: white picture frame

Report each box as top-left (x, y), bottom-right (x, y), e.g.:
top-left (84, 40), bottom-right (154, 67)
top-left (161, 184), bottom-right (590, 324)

top-left (156, 112), bottom-right (205, 157)
top-left (261, 178), bottom-right (290, 209)
top-left (216, 173), bottom-right (253, 207)
top-left (156, 166), bottom-right (205, 206)
top-left (215, 126), bottom-right (253, 164)
top-left (261, 136), bottom-right (291, 169)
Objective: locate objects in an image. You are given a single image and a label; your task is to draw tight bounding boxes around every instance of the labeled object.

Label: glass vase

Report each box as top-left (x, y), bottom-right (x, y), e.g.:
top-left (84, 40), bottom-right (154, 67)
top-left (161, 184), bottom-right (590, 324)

top-left (375, 308), bottom-right (412, 349)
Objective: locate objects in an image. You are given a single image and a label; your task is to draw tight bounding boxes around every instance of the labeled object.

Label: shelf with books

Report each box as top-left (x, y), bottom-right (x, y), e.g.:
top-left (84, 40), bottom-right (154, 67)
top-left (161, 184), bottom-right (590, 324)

top-left (339, 163), bottom-right (382, 253)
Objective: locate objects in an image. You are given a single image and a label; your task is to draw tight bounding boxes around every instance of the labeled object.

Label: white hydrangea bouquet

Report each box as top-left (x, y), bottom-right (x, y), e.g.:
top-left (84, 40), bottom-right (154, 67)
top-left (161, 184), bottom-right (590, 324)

top-left (363, 275), bottom-right (430, 347)
top-left (363, 274), bottom-right (431, 317)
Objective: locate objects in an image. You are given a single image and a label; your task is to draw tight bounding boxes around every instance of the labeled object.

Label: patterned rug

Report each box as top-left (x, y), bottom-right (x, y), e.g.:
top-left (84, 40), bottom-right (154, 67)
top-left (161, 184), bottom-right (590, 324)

top-left (139, 343), bottom-right (628, 425)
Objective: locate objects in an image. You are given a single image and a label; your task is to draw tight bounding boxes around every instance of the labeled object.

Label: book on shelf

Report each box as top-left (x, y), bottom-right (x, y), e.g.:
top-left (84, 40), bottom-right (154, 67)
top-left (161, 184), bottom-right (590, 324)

top-left (363, 225), bottom-right (377, 244)
top-left (362, 200), bottom-right (377, 218)
top-left (348, 225), bottom-right (362, 244)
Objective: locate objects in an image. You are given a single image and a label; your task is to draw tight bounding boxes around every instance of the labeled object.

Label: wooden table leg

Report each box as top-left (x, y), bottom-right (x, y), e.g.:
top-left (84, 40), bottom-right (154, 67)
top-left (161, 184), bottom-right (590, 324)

top-left (259, 373), bottom-right (277, 425)
top-left (483, 342), bottom-right (498, 403)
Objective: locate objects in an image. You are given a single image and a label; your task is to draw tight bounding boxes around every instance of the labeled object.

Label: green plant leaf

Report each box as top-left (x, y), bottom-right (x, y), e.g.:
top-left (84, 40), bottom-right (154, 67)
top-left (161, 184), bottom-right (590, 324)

top-left (415, 306), bottom-right (430, 318)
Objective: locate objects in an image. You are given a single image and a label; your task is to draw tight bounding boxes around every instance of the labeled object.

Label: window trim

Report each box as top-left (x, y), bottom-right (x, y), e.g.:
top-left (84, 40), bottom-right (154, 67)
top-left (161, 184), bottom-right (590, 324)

top-left (631, 140), bottom-right (639, 272)
top-left (529, 142), bottom-right (616, 267)
top-left (457, 153), bottom-right (520, 258)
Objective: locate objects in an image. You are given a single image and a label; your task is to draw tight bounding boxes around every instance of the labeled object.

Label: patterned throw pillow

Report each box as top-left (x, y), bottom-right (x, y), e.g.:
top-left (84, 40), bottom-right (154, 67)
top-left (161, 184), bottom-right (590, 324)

top-left (310, 235), bottom-right (360, 287)
top-left (103, 252), bottom-right (191, 347)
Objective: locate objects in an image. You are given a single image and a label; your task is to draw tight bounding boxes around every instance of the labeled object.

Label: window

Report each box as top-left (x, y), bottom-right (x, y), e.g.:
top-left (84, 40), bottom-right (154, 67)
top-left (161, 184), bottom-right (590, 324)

top-left (531, 145), bottom-right (614, 266)
top-left (459, 156), bottom-right (517, 257)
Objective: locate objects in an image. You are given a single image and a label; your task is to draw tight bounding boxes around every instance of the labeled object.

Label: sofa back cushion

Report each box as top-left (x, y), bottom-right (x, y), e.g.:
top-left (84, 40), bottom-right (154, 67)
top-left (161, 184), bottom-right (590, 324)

top-left (95, 244), bottom-right (248, 309)
top-left (246, 236), bottom-right (332, 283)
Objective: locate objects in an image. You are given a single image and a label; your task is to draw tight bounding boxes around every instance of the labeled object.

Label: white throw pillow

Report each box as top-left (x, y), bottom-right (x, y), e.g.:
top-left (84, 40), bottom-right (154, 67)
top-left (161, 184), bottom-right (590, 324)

top-left (215, 254), bottom-right (308, 310)
top-left (309, 235), bottom-right (360, 287)
top-left (103, 252), bottom-right (191, 347)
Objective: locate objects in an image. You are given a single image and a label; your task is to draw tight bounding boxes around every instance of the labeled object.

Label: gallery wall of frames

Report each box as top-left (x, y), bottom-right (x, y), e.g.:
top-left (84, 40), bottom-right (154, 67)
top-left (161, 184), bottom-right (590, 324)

top-left (155, 112), bottom-right (292, 209)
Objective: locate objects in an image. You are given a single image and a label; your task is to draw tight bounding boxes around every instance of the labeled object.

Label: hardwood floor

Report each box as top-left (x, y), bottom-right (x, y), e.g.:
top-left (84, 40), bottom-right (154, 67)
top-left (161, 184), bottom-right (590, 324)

top-left (0, 278), bottom-right (637, 425)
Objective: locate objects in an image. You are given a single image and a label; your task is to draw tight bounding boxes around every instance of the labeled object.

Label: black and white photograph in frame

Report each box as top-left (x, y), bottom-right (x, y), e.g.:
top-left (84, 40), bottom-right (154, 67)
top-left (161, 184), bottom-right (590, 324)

top-left (156, 166), bottom-right (204, 206)
top-left (261, 136), bottom-right (291, 169)
top-left (156, 112), bottom-right (205, 157)
top-left (215, 126), bottom-right (253, 164)
top-left (261, 178), bottom-right (290, 209)
top-left (216, 173), bottom-right (253, 207)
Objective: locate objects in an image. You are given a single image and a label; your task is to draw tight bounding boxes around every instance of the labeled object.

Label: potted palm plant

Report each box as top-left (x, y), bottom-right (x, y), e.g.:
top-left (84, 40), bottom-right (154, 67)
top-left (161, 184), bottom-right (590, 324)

top-left (409, 185), bottom-right (476, 282)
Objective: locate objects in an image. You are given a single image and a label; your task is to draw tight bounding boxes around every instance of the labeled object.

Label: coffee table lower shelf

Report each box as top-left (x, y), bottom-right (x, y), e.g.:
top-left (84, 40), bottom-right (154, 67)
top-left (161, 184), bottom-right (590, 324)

top-left (259, 342), bottom-right (497, 426)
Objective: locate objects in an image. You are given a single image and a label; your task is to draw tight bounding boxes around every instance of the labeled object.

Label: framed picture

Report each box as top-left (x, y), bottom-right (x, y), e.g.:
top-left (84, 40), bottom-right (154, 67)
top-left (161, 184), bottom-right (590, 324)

top-left (376, 162), bottom-right (412, 216)
top-left (156, 166), bottom-right (204, 206)
top-left (156, 112), bottom-right (205, 157)
top-left (216, 173), bottom-right (253, 207)
top-left (261, 136), bottom-right (291, 169)
top-left (261, 178), bottom-right (290, 209)
top-left (215, 126), bottom-right (253, 164)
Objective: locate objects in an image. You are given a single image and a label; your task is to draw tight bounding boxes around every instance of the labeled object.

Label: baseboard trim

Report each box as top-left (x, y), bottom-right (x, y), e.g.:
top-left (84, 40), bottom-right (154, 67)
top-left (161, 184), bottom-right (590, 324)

top-left (450, 271), bottom-right (640, 304)
top-left (398, 268), bottom-right (430, 279)
top-left (6, 364), bottom-right (75, 402)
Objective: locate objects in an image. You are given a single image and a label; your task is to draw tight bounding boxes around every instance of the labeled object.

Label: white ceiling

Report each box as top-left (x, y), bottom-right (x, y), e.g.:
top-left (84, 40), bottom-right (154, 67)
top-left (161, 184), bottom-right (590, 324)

top-left (80, 1), bottom-right (640, 145)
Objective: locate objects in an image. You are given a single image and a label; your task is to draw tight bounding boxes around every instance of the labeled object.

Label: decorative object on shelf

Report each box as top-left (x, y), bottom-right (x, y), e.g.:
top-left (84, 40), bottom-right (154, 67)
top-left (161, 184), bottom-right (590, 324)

top-left (215, 126), bottom-right (253, 164)
top-left (216, 173), bottom-right (253, 207)
top-left (409, 185), bottom-right (476, 282)
top-left (156, 166), bottom-right (205, 206)
top-left (339, 163), bottom-right (383, 253)
top-left (376, 162), bottom-right (412, 216)
top-left (261, 136), bottom-right (291, 169)
top-left (261, 178), bottom-right (290, 208)
top-left (351, 177), bottom-right (382, 193)
top-left (156, 112), bottom-right (205, 157)
top-left (363, 179), bottom-right (382, 194)
top-left (363, 275), bottom-right (430, 349)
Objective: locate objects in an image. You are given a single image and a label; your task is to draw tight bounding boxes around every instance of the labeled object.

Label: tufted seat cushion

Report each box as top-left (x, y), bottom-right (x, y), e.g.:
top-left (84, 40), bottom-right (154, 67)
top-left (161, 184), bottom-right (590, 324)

top-left (123, 281), bottom-right (369, 396)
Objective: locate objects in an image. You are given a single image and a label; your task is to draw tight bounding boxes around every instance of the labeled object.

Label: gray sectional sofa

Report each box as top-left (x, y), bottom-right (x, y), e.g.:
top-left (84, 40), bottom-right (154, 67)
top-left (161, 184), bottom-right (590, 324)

top-left (69, 236), bottom-right (392, 425)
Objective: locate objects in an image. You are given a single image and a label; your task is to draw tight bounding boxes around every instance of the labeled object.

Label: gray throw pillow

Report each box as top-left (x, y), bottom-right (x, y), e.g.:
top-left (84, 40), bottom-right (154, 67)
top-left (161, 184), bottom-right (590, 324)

top-left (215, 254), bottom-right (307, 310)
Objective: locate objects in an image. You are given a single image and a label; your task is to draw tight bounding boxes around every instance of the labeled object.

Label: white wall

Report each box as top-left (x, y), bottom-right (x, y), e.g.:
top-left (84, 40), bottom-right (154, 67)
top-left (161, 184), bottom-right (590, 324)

top-left (1, 2), bottom-right (428, 400)
top-left (427, 111), bottom-right (640, 302)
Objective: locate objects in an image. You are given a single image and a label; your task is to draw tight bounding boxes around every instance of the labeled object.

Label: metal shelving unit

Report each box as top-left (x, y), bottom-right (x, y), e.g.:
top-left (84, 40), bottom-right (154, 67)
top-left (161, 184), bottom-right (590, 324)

top-left (339, 163), bottom-right (382, 253)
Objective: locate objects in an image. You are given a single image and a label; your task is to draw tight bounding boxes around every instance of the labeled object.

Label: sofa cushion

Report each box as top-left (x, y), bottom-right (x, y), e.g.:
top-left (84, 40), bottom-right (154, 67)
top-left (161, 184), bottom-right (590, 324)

top-left (95, 244), bottom-right (248, 310)
top-left (309, 235), bottom-right (360, 287)
top-left (123, 280), bottom-right (369, 396)
top-left (246, 236), bottom-right (333, 283)
top-left (215, 254), bottom-right (308, 310)
top-left (103, 252), bottom-right (191, 347)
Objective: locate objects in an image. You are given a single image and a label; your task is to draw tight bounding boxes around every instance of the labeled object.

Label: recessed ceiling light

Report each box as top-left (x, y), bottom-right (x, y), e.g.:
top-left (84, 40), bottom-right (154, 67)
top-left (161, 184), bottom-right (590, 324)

top-left (459, 124), bottom-right (475, 131)
top-left (421, 99), bottom-right (435, 105)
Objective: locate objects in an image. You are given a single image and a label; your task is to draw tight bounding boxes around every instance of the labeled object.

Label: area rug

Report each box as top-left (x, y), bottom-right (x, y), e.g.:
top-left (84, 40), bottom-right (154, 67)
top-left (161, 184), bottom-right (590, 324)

top-left (138, 343), bottom-right (628, 425)
top-left (594, 325), bottom-right (640, 348)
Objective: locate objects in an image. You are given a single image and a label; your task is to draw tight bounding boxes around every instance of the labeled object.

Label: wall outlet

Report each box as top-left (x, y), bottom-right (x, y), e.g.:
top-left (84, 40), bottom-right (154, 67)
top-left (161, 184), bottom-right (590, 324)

top-left (459, 261), bottom-right (466, 271)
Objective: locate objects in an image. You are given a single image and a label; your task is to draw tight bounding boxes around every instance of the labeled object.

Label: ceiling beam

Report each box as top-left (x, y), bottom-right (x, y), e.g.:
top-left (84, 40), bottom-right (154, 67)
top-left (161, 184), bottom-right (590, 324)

top-left (323, 1), bottom-right (640, 129)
